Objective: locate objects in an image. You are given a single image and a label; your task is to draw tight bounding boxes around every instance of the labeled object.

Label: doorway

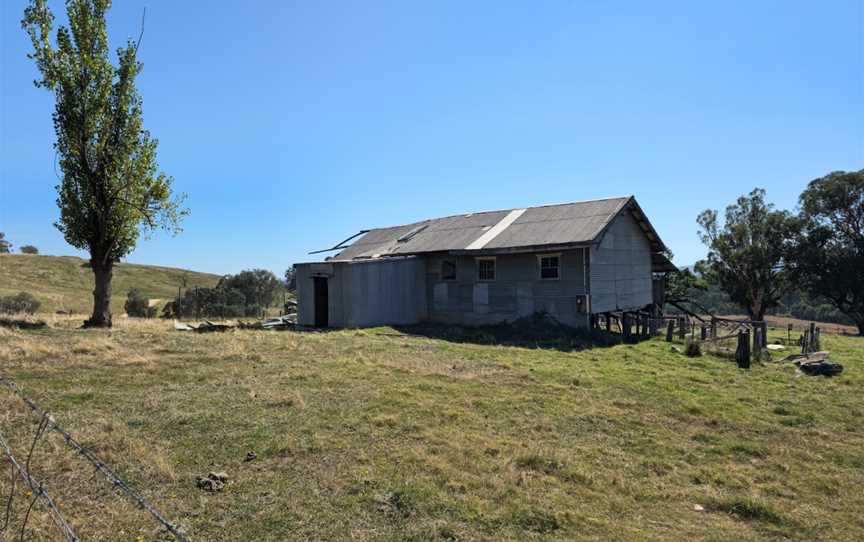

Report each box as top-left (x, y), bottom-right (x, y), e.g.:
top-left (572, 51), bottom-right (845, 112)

top-left (313, 277), bottom-right (329, 327)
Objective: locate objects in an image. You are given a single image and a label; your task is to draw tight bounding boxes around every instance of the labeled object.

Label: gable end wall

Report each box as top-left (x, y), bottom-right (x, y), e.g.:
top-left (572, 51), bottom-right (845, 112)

top-left (589, 211), bottom-right (653, 313)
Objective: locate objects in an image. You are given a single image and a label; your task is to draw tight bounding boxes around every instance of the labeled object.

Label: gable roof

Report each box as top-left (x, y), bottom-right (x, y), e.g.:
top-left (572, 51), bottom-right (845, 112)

top-left (326, 196), bottom-right (669, 260)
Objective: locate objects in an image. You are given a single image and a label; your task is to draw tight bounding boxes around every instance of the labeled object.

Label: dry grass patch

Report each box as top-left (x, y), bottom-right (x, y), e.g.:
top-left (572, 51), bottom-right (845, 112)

top-left (0, 319), bottom-right (862, 540)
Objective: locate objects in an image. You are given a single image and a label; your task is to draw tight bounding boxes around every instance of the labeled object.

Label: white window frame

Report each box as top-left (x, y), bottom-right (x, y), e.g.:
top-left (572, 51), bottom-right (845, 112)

top-left (537, 253), bottom-right (561, 280)
top-left (476, 257), bottom-right (496, 282)
top-left (440, 260), bottom-right (457, 281)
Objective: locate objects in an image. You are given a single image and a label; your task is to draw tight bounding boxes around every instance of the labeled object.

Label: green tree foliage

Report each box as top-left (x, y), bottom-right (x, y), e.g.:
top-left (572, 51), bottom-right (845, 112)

top-left (124, 288), bottom-right (155, 318)
top-left (0, 292), bottom-right (41, 314)
top-left (219, 269), bottom-right (280, 309)
top-left (787, 170), bottom-right (864, 335)
top-left (19, 245), bottom-right (39, 254)
top-left (22, 0), bottom-right (186, 328)
top-left (163, 269), bottom-right (280, 319)
top-left (284, 266), bottom-right (297, 292)
top-left (0, 233), bottom-right (12, 253)
top-left (697, 188), bottom-right (796, 322)
top-left (166, 286), bottom-right (249, 319)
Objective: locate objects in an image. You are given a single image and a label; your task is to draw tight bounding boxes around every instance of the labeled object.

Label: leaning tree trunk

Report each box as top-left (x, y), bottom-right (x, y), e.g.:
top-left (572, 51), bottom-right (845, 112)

top-left (85, 259), bottom-right (114, 328)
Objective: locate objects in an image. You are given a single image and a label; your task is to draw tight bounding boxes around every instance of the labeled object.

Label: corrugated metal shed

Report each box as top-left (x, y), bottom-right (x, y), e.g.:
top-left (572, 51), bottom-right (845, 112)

top-left (330, 196), bottom-right (668, 260)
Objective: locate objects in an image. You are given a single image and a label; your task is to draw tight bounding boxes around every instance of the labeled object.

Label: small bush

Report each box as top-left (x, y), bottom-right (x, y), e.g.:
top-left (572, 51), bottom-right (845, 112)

top-left (684, 339), bottom-right (702, 357)
top-left (124, 289), bottom-right (156, 318)
top-left (19, 245), bottom-right (39, 254)
top-left (0, 292), bottom-right (41, 314)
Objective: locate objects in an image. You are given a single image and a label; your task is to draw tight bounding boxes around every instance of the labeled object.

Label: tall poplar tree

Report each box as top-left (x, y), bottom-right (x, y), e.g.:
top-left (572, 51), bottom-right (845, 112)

top-left (23, 0), bottom-right (186, 327)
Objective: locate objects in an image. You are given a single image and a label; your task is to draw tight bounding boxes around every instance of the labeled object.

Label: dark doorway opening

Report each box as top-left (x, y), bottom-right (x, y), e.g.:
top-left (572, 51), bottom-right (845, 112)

top-left (313, 277), bottom-right (329, 327)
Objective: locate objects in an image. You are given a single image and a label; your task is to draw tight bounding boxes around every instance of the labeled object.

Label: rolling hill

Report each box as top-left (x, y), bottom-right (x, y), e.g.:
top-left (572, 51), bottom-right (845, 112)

top-left (0, 254), bottom-right (221, 315)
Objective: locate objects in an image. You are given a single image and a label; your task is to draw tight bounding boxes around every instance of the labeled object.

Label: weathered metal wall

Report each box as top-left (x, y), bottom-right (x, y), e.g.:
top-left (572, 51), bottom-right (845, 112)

top-left (296, 258), bottom-right (426, 328)
top-left (589, 211), bottom-right (653, 313)
top-left (295, 262), bottom-right (331, 327)
top-left (342, 257), bottom-right (427, 327)
top-left (424, 249), bottom-right (590, 328)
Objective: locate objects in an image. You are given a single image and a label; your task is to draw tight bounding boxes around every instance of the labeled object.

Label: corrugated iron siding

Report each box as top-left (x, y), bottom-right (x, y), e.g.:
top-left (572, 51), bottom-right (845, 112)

top-left (295, 258), bottom-right (426, 327)
top-left (589, 211), bottom-right (653, 313)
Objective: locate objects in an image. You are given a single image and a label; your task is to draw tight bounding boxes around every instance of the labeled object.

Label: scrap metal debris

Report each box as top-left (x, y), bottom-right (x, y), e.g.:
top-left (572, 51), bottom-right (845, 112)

top-left (781, 351), bottom-right (845, 377)
top-left (173, 320), bottom-right (194, 331)
top-left (173, 314), bottom-right (298, 332)
top-left (0, 318), bottom-right (47, 330)
top-left (238, 314), bottom-right (298, 330)
top-left (193, 321), bottom-right (235, 333)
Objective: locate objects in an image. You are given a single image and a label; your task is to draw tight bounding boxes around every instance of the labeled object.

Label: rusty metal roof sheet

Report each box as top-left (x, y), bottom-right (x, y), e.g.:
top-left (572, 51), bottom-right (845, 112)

top-left (329, 196), bottom-right (667, 260)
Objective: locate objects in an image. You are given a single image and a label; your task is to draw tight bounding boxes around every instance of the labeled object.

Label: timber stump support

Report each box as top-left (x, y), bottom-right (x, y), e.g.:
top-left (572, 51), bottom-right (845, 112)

top-left (736, 331), bottom-right (751, 369)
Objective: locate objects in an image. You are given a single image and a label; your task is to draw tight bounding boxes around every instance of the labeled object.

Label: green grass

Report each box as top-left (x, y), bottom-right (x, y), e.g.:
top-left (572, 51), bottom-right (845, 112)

top-left (0, 253), bottom-right (220, 315)
top-left (0, 319), bottom-right (863, 541)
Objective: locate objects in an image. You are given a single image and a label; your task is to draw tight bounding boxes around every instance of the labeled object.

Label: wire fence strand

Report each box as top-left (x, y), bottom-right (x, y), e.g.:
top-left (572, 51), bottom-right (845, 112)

top-left (0, 428), bottom-right (79, 542)
top-left (0, 375), bottom-right (190, 542)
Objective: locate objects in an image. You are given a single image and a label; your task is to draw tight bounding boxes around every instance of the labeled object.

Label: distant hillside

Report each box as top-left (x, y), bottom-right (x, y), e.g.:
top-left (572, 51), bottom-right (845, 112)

top-left (0, 254), bottom-right (221, 315)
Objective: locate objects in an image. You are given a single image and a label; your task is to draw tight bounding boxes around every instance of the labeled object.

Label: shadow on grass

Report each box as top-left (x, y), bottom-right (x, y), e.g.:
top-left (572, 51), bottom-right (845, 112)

top-left (392, 312), bottom-right (626, 353)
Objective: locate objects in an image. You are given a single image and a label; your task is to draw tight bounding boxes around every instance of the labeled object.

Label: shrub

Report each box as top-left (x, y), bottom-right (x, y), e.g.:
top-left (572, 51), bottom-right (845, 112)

top-left (19, 245), bottom-right (39, 254)
top-left (684, 339), bottom-right (702, 357)
top-left (124, 289), bottom-right (156, 318)
top-left (0, 292), bottom-right (41, 314)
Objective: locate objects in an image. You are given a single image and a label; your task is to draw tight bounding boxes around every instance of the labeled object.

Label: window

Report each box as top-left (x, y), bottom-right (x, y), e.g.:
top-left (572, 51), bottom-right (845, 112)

top-left (539, 255), bottom-right (560, 279)
top-left (441, 260), bottom-right (457, 281)
top-left (477, 258), bottom-right (496, 281)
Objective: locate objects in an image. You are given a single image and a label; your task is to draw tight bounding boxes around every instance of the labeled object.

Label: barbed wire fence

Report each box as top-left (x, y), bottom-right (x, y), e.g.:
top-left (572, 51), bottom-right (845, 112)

top-left (0, 375), bottom-right (190, 542)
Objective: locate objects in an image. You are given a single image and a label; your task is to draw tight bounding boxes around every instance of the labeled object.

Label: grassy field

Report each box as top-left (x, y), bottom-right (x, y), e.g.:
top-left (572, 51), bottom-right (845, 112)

top-left (0, 317), bottom-right (862, 541)
top-left (0, 254), bottom-right (220, 315)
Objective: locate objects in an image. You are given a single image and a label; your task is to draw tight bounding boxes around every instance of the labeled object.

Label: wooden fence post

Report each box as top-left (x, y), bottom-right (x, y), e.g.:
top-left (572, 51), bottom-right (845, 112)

top-left (622, 313), bottom-right (631, 342)
top-left (753, 326), bottom-right (762, 362)
top-left (710, 317), bottom-right (717, 339)
top-left (700, 326), bottom-right (707, 341)
top-left (666, 320), bottom-right (674, 342)
top-left (678, 317), bottom-right (685, 340)
top-left (736, 331), bottom-right (751, 369)
top-left (814, 326), bottom-right (821, 351)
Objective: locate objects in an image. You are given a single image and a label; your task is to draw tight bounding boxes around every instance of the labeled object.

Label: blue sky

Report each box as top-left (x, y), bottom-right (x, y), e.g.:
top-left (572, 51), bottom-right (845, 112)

top-left (1, 1), bottom-right (861, 275)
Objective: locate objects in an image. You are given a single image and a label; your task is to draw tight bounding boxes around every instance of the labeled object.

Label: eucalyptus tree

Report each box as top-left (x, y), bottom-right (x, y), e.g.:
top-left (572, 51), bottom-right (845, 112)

top-left (23, 0), bottom-right (186, 327)
top-left (697, 189), bottom-right (796, 322)
top-left (787, 170), bottom-right (864, 335)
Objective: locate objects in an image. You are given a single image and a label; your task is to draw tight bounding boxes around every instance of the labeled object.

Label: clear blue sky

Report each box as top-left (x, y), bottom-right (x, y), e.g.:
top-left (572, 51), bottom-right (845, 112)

top-left (1, 1), bottom-right (861, 275)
